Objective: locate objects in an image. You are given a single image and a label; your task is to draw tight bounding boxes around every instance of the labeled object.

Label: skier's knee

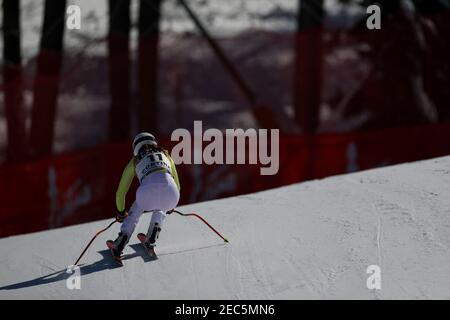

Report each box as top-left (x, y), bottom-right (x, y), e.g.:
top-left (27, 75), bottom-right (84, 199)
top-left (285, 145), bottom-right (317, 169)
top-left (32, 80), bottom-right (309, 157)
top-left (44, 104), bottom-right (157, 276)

top-left (152, 210), bottom-right (166, 226)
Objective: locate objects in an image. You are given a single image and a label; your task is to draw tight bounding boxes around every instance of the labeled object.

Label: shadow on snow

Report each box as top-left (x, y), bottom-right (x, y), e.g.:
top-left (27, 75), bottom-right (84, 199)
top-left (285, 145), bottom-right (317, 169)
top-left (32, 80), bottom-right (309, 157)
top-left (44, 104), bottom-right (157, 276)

top-left (0, 242), bottom-right (226, 291)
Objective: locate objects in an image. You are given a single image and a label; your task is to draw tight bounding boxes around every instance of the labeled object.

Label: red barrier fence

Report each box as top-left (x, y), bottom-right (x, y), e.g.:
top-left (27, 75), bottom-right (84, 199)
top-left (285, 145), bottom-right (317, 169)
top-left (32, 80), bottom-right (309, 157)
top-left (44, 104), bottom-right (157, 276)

top-left (1, 122), bottom-right (450, 238)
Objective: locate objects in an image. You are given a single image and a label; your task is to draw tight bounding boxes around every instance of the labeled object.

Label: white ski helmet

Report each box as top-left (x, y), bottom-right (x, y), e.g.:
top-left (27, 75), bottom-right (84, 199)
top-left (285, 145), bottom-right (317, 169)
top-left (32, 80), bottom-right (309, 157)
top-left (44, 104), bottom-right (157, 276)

top-left (132, 132), bottom-right (157, 156)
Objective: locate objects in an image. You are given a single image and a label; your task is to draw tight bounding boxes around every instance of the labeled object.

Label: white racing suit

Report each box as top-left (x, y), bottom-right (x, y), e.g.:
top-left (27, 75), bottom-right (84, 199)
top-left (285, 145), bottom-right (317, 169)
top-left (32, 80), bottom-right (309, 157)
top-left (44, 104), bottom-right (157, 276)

top-left (114, 150), bottom-right (180, 252)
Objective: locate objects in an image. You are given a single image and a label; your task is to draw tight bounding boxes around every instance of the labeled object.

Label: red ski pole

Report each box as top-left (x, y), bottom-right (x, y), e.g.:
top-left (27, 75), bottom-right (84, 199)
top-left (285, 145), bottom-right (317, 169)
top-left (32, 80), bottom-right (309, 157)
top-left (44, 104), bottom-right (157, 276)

top-left (172, 209), bottom-right (229, 243)
top-left (74, 219), bottom-right (117, 266)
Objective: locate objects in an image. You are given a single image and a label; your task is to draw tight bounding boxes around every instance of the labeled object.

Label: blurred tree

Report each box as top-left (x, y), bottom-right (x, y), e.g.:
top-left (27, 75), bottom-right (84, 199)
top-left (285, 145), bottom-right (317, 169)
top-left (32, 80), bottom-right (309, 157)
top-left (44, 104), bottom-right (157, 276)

top-left (138, 0), bottom-right (163, 134)
top-left (30, 0), bottom-right (67, 158)
top-left (294, 0), bottom-right (324, 181)
top-left (337, 0), bottom-right (449, 127)
top-left (108, 0), bottom-right (131, 141)
top-left (2, 0), bottom-right (27, 162)
top-left (294, 0), bottom-right (324, 134)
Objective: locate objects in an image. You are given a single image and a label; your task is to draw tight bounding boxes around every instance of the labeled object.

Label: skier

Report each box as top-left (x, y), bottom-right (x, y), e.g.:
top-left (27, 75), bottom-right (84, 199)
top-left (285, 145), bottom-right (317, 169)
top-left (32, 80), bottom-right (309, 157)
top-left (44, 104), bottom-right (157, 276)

top-left (109, 132), bottom-right (180, 259)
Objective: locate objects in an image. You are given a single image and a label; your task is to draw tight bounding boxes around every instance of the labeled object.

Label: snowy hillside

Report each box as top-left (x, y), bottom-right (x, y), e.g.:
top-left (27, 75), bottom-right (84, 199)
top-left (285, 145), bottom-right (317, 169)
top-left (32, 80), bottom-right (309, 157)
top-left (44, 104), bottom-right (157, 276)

top-left (1, 156), bottom-right (450, 299)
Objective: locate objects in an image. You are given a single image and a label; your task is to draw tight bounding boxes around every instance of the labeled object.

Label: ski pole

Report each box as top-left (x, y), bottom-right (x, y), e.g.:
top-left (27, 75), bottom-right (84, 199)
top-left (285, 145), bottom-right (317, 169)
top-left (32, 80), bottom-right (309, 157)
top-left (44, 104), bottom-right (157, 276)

top-left (74, 219), bottom-right (117, 265)
top-left (172, 209), bottom-right (229, 243)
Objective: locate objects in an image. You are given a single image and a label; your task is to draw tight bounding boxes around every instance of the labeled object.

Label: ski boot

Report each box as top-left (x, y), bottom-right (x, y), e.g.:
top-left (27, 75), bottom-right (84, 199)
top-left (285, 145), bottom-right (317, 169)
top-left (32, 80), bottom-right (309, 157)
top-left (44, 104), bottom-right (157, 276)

top-left (137, 223), bottom-right (161, 259)
top-left (106, 232), bottom-right (129, 265)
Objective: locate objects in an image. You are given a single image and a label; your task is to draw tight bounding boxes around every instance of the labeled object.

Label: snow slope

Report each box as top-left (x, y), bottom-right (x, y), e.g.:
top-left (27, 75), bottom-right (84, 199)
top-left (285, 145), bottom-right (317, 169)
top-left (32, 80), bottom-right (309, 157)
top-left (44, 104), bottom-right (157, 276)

top-left (1, 156), bottom-right (450, 299)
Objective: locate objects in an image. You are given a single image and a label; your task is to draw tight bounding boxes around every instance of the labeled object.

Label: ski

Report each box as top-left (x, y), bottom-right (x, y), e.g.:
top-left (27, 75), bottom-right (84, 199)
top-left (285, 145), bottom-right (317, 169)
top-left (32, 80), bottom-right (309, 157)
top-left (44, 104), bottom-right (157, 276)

top-left (106, 240), bottom-right (123, 266)
top-left (137, 233), bottom-right (158, 260)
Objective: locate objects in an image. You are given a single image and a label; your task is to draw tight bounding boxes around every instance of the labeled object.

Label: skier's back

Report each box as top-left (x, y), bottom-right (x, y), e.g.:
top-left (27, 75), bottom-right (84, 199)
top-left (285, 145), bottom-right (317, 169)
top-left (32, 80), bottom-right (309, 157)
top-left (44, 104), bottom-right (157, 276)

top-left (111, 132), bottom-right (180, 258)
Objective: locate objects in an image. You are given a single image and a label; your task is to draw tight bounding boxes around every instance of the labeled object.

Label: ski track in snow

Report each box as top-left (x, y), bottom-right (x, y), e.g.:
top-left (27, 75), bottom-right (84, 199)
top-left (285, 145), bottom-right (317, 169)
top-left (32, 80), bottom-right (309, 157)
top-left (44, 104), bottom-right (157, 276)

top-left (1, 156), bottom-right (450, 299)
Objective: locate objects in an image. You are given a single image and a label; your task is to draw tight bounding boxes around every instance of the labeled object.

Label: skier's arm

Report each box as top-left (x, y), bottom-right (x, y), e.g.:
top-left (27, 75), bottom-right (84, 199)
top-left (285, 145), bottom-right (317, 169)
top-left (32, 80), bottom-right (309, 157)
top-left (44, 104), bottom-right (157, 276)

top-left (116, 158), bottom-right (135, 212)
top-left (169, 156), bottom-right (180, 191)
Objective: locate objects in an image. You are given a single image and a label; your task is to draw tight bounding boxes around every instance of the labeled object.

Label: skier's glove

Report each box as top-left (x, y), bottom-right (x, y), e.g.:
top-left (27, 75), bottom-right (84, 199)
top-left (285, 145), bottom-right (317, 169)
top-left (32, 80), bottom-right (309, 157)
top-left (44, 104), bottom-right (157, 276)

top-left (116, 210), bottom-right (128, 223)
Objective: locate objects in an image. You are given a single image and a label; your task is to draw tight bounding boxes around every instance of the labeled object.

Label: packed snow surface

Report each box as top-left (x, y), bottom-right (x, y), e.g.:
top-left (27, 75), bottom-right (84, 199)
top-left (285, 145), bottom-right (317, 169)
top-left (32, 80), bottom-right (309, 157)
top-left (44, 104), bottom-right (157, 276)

top-left (1, 156), bottom-right (450, 299)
